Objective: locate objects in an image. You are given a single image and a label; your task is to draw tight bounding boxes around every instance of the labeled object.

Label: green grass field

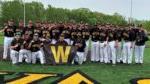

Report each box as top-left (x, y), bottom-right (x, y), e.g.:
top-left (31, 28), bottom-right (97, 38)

top-left (0, 35), bottom-right (150, 84)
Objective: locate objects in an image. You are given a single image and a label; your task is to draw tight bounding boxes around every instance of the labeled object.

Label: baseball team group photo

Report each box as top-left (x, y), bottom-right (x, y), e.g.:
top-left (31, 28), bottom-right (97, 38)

top-left (0, 0), bottom-right (150, 84)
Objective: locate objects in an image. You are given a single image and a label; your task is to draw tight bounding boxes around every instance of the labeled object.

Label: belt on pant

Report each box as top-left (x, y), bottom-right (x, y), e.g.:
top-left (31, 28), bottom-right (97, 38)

top-left (100, 41), bottom-right (104, 43)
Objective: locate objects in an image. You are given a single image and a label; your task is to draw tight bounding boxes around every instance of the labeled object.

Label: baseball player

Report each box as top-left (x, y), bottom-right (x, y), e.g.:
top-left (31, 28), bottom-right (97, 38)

top-left (51, 28), bottom-right (60, 44)
top-left (29, 33), bottom-right (45, 64)
top-left (99, 27), bottom-right (107, 63)
top-left (73, 32), bottom-right (86, 65)
top-left (82, 27), bottom-right (90, 62)
top-left (56, 34), bottom-right (68, 45)
top-left (122, 27), bottom-right (132, 64)
top-left (10, 32), bottom-right (23, 64)
top-left (62, 28), bottom-right (71, 45)
top-left (107, 27), bottom-right (116, 65)
top-left (135, 27), bottom-right (149, 64)
top-left (19, 32), bottom-right (32, 63)
top-left (3, 20), bottom-right (16, 59)
top-left (70, 28), bottom-right (77, 45)
top-left (41, 30), bottom-right (51, 44)
top-left (91, 25), bottom-right (100, 62)
top-left (115, 27), bottom-right (123, 63)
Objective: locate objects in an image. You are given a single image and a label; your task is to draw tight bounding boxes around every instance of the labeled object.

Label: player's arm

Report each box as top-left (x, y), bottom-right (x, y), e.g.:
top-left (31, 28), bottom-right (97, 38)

top-left (0, 26), bottom-right (7, 33)
top-left (10, 43), bottom-right (18, 49)
top-left (28, 40), bottom-right (34, 48)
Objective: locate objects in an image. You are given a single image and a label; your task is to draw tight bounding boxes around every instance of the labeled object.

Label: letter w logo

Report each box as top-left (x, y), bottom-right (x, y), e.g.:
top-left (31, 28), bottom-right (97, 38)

top-left (51, 46), bottom-right (71, 63)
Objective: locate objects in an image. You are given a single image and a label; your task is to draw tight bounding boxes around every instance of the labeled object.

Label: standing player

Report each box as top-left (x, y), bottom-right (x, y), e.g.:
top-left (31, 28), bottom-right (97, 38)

top-left (99, 26), bottom-right (107, 63)
top-left (82, 25), bottom-right (90, 62)
top-left (107, 27), bottom-right (116, 65)
top-left (2, 20), bottom-right (16, 59)
top-left (115, 27), bottom-right (123, 63)
top-left (135, 26), bottom-right (149, 64)
top-left (91, 25), bottom-right (100, 62)
top-left (62, 28), bottom-right (71, 45)
top-left (51, 27), bottom-right (60, 44)
top-left (122, 27), bottom-right (132, 64)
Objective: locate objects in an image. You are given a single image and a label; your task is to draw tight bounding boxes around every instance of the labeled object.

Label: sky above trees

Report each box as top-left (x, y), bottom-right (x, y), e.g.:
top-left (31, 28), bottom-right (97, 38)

top-left (1, 0), bottom-right (150, 20)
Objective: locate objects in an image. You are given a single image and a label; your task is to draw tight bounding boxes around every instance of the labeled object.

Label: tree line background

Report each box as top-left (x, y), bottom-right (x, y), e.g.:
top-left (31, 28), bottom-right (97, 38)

top-left (0, 0), bottom-right (150, 31)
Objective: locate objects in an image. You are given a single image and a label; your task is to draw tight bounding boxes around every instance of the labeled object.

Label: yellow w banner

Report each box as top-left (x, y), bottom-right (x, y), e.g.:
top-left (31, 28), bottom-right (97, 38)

top-left (43, 44), bottom-right (76, 65)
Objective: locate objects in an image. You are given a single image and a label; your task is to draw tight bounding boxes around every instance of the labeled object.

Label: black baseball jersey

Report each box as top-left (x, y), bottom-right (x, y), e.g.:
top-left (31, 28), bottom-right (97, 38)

top-left (107, 29), bottom-right (114, 41)
top-left (30, 40), bottom-right (42, 52)
top-left (11, 38), bottom-right (23, 51)
top-left (56, 40), bottom-right (68, 45)
top-left (114, 29), bottom-right (122, 42)
top-left (99, 29), bottom-right (107, 42)
top-left (135, 30), bottom-right (148, 46)
top-left (73, 38), bottom-right (86, 52)
top-left (91, 29), bottom-right (99, 42)
top-left (129, 29), bottom-right (136, 41)
top-left (122, 29), bottom-right (130, 41)
top-left (4, 26), bottom-right (15, 37)
top-left (22, 37), bottom-right (32, 50)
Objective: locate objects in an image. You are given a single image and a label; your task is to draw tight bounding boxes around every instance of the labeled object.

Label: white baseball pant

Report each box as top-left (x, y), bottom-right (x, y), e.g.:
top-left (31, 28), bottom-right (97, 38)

top-left (122, 42), bottom-right (132, 64)
top-left (134, 45), bottom-right (145, 63)
top-left (99, 42), bottom-right (105, 63)
top-left (51, 39), bottom-right (57, 44)
top-left (74, 52), bottom-right (84, 65)
top-left (116, 42), bottom-right (123, 62)
top-left (64, 38), bottom-right (71, 45)
top-left (91, 41), bottom-right (100, 62)
top-left (10, 49), bottom-right (19, 64)
top-left (84, 40), bottom-right (90, 62)
top-left (31, 50), bottom-right (45, 64)
top-left (3, 37), bottom-right (14, 59)
top-left (19, 49), bottom-right (31, 63)
top-left (108, 41), bottom-right (116, 64)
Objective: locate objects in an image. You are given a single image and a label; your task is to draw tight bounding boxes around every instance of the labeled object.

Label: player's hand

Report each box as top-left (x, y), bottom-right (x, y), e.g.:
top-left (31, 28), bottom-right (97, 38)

top-left (23, 41), bottom-right (26, 44)
top-left (75, 44), bottom-right (79, 46)
top-left (115, 43), bottom-right (118, 48)
top-left (15, 44), bottom-right (18, 47)
top-left (31, 40), bottom-right (34, 43)
top-left (78, 44), bottom-right (82, 47)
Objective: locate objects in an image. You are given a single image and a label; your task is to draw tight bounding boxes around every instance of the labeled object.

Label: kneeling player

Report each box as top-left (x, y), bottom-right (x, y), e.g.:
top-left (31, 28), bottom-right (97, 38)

top-left (30, 33), bottom-right (45, 64)
top-left (19, 33), bottom-right (32, 63)
top-left (73, 32), bottom-right (86, 65)
top-left (10, 32), bottom-right (23, 64)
